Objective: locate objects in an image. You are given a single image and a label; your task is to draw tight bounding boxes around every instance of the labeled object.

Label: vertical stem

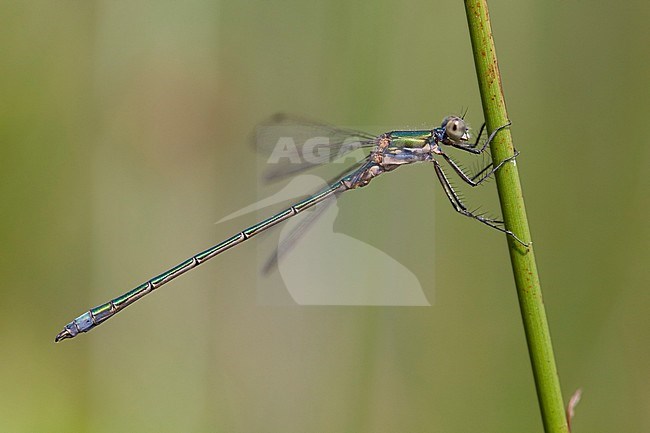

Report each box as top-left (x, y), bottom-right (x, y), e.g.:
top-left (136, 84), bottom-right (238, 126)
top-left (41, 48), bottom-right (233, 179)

top-left (463, 2), bottom-right (569, 433)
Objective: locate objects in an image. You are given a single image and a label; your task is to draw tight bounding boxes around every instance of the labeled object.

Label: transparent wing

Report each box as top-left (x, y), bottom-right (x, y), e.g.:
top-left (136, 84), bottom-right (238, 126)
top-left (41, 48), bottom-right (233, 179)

top-left (261, 159), bottom-right (372, 274)
top-left (262, 193), bottom-right (338, 274)
top-left (254, 113), bottom-right (377, 181)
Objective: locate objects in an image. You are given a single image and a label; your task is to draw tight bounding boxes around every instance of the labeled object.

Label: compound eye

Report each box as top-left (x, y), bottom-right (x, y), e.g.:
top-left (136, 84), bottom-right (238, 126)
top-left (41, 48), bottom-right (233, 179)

top-left (444, 117), bottom-right (467, 142)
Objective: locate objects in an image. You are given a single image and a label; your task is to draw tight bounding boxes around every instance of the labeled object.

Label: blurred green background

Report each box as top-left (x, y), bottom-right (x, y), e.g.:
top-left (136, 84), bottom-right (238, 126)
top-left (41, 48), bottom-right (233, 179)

top-left (1, 0), bottom-right (648, 432)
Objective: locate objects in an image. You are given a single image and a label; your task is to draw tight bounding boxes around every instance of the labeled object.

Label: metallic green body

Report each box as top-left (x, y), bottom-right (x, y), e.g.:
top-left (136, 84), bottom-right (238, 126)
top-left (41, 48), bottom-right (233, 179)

top-left (388, 130), bottom-right (432, 150)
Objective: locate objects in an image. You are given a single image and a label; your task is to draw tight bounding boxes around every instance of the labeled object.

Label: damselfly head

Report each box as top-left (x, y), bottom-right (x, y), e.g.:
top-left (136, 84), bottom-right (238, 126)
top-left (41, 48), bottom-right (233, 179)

top-left (441, 116), bottom-right (470, 144)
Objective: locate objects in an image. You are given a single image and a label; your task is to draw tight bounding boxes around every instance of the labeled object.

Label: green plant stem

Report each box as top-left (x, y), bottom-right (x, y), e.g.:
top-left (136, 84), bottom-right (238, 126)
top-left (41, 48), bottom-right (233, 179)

top-left (463, 2), bottom-right (569, 433)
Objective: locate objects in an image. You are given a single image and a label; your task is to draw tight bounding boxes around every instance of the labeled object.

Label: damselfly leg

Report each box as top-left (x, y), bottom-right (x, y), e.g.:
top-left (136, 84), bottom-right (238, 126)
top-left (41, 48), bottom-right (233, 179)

top-left (448, 121), bottom-right (511, 154)
top-left (432, 157), bottom-right (528, 246)
top-left (440, 149), bottom-right (519, 187)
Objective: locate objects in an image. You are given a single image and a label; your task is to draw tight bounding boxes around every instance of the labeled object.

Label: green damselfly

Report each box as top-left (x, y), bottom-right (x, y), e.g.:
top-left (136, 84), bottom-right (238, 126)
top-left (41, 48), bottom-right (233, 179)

top-left (55, 115), bottom-right (524, 342)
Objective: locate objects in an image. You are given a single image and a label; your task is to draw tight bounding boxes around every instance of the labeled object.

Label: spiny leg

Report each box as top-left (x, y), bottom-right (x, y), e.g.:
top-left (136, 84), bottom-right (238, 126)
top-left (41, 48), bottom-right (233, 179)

top-left (469, 122), bottom-right (486, 148)
top-left (450, 121), bottom-right (511, 155)
top-left (470, 160), bottom-right (494, 182)
top-left (440, 149), bottom-right (519, 187)
top-left (432, 160), bottom-right (528, 246)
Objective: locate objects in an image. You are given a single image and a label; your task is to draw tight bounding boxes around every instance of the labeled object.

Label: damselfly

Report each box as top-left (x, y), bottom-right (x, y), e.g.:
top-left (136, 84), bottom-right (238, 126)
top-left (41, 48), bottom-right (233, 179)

top-left (55, 115), bottom-right (525, 342)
